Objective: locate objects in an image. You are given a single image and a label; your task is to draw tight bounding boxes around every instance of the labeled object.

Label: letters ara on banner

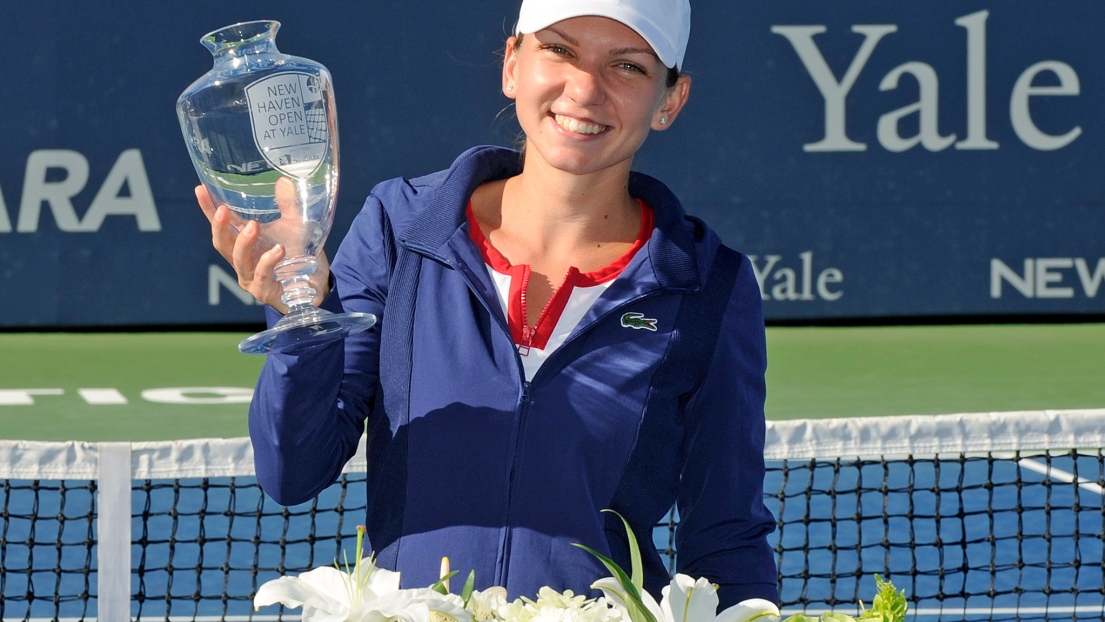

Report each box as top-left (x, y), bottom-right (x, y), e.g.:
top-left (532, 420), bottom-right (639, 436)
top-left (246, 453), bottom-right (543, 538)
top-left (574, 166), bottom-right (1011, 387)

top-left (0, 149), bottom-right (160, 233)
top-left (255, 518), bottom-right (907, 622)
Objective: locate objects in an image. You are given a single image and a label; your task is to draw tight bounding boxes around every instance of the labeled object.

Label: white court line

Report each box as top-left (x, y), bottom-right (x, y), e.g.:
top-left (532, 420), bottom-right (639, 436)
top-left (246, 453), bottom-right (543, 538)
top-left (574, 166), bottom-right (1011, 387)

top-left (783, 604), bottom-right (1105, 618)
top-left (15, 614), bottom-right (1105, 622)
top-left (1018, 457), bottom-right (1105, 495)
top-left (7, 617), bottom-right (299, 622)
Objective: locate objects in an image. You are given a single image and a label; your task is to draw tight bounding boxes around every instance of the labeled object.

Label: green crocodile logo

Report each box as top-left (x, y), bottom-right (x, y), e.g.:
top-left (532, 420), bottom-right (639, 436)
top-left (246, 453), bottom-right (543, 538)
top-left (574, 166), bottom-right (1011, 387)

top-left (620, 312), bottom-right (658, 332)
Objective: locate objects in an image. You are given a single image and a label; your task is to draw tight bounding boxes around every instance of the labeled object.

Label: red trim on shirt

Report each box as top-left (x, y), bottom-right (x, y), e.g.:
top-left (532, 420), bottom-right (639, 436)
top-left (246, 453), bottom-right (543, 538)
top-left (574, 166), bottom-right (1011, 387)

top-left (466, 200), bottom-right (654, 351)
top-left (508, 263), bottom-right (530, 346)
top-left (467, 206), bottom-right (514, 274)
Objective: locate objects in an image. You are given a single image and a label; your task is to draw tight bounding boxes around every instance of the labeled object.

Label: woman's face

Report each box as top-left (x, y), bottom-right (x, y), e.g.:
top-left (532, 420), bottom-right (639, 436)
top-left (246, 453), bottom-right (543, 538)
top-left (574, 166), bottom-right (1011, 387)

top-left (503, 16), bottom-right (690, 179)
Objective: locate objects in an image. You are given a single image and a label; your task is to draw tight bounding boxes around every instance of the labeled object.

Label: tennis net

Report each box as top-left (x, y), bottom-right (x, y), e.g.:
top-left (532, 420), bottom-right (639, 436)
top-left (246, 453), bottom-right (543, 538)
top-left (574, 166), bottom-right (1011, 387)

top-left (1, 409), bottom-right (1103, 621)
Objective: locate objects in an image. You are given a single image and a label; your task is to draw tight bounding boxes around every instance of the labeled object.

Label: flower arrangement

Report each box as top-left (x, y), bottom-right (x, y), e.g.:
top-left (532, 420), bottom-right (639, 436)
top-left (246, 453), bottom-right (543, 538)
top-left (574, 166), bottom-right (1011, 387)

top-left (254, 514), bottom-right (907, 622)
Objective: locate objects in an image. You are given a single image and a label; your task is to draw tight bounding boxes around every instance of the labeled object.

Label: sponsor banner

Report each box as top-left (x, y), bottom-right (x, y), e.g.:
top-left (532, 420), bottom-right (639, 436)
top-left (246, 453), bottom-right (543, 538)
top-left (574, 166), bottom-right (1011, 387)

top-left (705, 1), bottom-right (1104, 319)
top-left (0, 1), bottom-right (1101, 326)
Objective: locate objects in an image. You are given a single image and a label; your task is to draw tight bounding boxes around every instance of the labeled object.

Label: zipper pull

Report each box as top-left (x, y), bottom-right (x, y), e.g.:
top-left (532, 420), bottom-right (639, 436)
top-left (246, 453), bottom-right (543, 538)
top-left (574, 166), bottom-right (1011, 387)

top-left (521, 381), bottom-right (533, 404)
top-left (518, 326), bottom-right (534, 357)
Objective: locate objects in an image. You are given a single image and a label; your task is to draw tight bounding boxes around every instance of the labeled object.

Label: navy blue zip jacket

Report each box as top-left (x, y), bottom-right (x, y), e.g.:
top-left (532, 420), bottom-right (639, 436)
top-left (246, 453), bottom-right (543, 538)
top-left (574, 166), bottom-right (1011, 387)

top-left (249, 146), bottom-right (778, 608)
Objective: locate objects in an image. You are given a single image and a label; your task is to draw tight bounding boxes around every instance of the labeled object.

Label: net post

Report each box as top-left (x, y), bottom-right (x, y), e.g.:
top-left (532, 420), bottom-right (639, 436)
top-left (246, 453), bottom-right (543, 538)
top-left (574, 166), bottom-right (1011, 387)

top-left (98, 442), bottom-right (133, 621)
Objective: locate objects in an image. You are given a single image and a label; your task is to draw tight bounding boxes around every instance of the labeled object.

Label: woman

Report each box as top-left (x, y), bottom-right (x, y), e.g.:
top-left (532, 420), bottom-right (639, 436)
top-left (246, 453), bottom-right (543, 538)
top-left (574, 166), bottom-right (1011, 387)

top-left (198, 0), bottom-right (779, 610)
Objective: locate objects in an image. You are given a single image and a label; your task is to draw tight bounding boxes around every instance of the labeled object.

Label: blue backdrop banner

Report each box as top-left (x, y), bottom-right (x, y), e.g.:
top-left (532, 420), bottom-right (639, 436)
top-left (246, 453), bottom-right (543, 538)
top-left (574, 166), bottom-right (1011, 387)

top-left (1, 1), bottom-right (1102, 327)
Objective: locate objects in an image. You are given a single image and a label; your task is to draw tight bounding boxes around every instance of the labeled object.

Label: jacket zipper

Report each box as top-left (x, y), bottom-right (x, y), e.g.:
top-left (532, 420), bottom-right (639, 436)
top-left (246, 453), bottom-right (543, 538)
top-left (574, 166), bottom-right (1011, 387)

top-left (527, 289), bottom-right (680, 386)
top-left (446, 257), bottom-right (538, 586)
top-left (496, 378), bottom-right (533, 586)
top-left (496, 289), bottom-right (685, 584)
top-left (446, 254), bottom-right (691, 585)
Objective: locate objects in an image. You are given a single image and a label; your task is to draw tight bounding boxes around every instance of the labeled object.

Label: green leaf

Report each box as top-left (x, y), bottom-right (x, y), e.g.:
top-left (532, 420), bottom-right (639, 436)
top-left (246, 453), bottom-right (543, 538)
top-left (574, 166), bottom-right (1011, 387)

top-left (571, 543), bottom-right (641, 602)
top-left (601, 509), bottom-right (644, 590)
top-left (572, 543), bottom-right (657, 622)
top-left (460, 570), bottom-right (476, 607)
top-left (856, 575), bottom-right (907, 622)
top-left (785, 575), bottom-right (907, 622)
top-left (430, 570), bottom-right (459, 595)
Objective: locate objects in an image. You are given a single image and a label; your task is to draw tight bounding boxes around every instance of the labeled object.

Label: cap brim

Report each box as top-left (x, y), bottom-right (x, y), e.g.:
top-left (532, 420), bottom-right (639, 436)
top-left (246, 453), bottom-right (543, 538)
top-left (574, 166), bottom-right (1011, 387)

top-left (515, 1), bottom-right (678, 68)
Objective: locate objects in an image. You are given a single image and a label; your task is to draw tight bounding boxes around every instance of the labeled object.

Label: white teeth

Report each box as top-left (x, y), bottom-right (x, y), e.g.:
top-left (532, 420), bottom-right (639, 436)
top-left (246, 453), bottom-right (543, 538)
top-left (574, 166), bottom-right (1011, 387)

top-left (554, 114), bottom-right (606, 135)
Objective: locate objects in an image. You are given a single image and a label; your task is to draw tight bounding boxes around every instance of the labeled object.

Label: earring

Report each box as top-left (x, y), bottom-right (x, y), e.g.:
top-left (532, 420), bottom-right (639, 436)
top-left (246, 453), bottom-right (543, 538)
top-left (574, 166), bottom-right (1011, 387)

top-left (659, 117), bottom-right (667, 125)
top-left (507, 84), bottom-right (514, 92)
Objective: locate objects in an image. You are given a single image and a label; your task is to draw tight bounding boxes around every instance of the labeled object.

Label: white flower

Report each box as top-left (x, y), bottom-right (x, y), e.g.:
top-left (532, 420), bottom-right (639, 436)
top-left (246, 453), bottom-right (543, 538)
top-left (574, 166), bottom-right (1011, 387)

top-left (254, 526), bottom-right (474, 622)
top-left (715, 598), bottom-right (780, 622)
top-left (467, 587), bottom-right (509, 622)
top-left (498, 587), bottom-right (623, 622)
top-left (354, 587), bottom-right (471, 622)
top-left (253, 561), bottom-right (401, 622)
top-left (593, 575), bottom-right (779, 622)
top-left (255, 565), bottom-right (473, 622)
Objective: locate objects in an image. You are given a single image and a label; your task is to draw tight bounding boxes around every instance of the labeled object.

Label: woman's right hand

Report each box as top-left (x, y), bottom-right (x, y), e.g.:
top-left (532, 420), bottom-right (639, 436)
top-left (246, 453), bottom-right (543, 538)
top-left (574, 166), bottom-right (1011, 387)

top-left (195, 183), bottom-right (331, 313)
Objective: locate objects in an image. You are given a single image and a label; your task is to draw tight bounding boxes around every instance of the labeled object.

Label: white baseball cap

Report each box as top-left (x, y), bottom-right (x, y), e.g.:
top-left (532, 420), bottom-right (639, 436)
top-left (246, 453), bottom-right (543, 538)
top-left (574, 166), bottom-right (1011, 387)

top-left (514, 0), bottom-right (692, 70)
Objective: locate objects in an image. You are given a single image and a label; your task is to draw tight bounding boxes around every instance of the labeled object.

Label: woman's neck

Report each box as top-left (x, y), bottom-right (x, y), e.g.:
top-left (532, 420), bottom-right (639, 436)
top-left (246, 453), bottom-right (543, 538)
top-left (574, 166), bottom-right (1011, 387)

top-left (489, 159), bottom-right (640, 262)
top-left (468, 155), bottom-right (647, 326)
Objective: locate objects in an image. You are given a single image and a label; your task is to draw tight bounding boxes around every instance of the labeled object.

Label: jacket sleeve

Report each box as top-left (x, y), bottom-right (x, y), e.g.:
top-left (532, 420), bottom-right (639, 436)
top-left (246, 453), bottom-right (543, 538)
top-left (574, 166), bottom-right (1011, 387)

top-left (248, 194), bottom-right (393, 505)
top-left (675, 254), bottom-right (779, 608)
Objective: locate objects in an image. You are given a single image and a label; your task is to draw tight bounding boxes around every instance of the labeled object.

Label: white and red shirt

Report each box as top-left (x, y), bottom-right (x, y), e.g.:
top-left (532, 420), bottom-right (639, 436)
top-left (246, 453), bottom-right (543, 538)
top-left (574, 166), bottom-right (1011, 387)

top-left (467, 200), bottom-right (655, 380)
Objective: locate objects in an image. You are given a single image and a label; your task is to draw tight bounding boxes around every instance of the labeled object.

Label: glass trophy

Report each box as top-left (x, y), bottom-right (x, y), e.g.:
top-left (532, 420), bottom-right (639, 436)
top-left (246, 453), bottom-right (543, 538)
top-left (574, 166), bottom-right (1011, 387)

top-left (176, 21), bottom-right (375, 354)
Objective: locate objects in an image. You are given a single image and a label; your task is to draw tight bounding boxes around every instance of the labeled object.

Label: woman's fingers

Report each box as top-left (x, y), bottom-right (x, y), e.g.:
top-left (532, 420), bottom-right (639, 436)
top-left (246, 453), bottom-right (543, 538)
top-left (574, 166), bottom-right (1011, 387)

top-left (210, 205), bottom-right (238, 261)
top-left (198, 185), bottom-right (239, 263)
top-left (230, 220), bottom-right (263, 283)
top-left (195, 185), bottom-right (217, 221)
top-left (311, 251), bottom-right (331, 307)
top-left (229, 220), bottom-right (287, 309)
top-left (274, 177), bottom-right (302, 219)
top-left (256, 243), bottom-right (286, 282)
top-left (196, 180), bottom-right (317, 311)
top-left (253, 243), bottom-right (288, 311)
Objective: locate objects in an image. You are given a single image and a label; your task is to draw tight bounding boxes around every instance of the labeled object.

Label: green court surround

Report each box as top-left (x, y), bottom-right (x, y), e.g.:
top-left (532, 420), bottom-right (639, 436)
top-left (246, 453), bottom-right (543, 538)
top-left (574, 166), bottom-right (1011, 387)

top-left (1, 324), bottom-right (1102, 441)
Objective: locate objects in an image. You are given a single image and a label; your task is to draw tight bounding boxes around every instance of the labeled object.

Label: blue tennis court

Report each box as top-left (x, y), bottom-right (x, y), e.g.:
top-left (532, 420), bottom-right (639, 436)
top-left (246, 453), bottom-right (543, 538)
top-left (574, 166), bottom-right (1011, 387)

top-left (3, 415), bottom-right (1104, 621)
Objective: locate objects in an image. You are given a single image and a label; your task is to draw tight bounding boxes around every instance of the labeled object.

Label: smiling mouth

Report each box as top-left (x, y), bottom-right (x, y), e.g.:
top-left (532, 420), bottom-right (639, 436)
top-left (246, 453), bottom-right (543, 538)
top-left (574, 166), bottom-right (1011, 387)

top-left (553, 114), bottom-right (607, 135)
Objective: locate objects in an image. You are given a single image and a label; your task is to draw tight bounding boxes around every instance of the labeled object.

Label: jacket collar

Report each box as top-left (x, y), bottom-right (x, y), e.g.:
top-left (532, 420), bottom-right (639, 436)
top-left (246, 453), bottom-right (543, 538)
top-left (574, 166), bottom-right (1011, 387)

top-left (399, 145), bottom-right (701, 292)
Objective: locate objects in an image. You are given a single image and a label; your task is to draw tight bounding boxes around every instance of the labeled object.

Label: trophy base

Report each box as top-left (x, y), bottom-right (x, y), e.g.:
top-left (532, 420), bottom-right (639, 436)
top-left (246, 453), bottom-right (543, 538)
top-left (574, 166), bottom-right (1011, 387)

top-left (238, 308), bottom-right (377, 354)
